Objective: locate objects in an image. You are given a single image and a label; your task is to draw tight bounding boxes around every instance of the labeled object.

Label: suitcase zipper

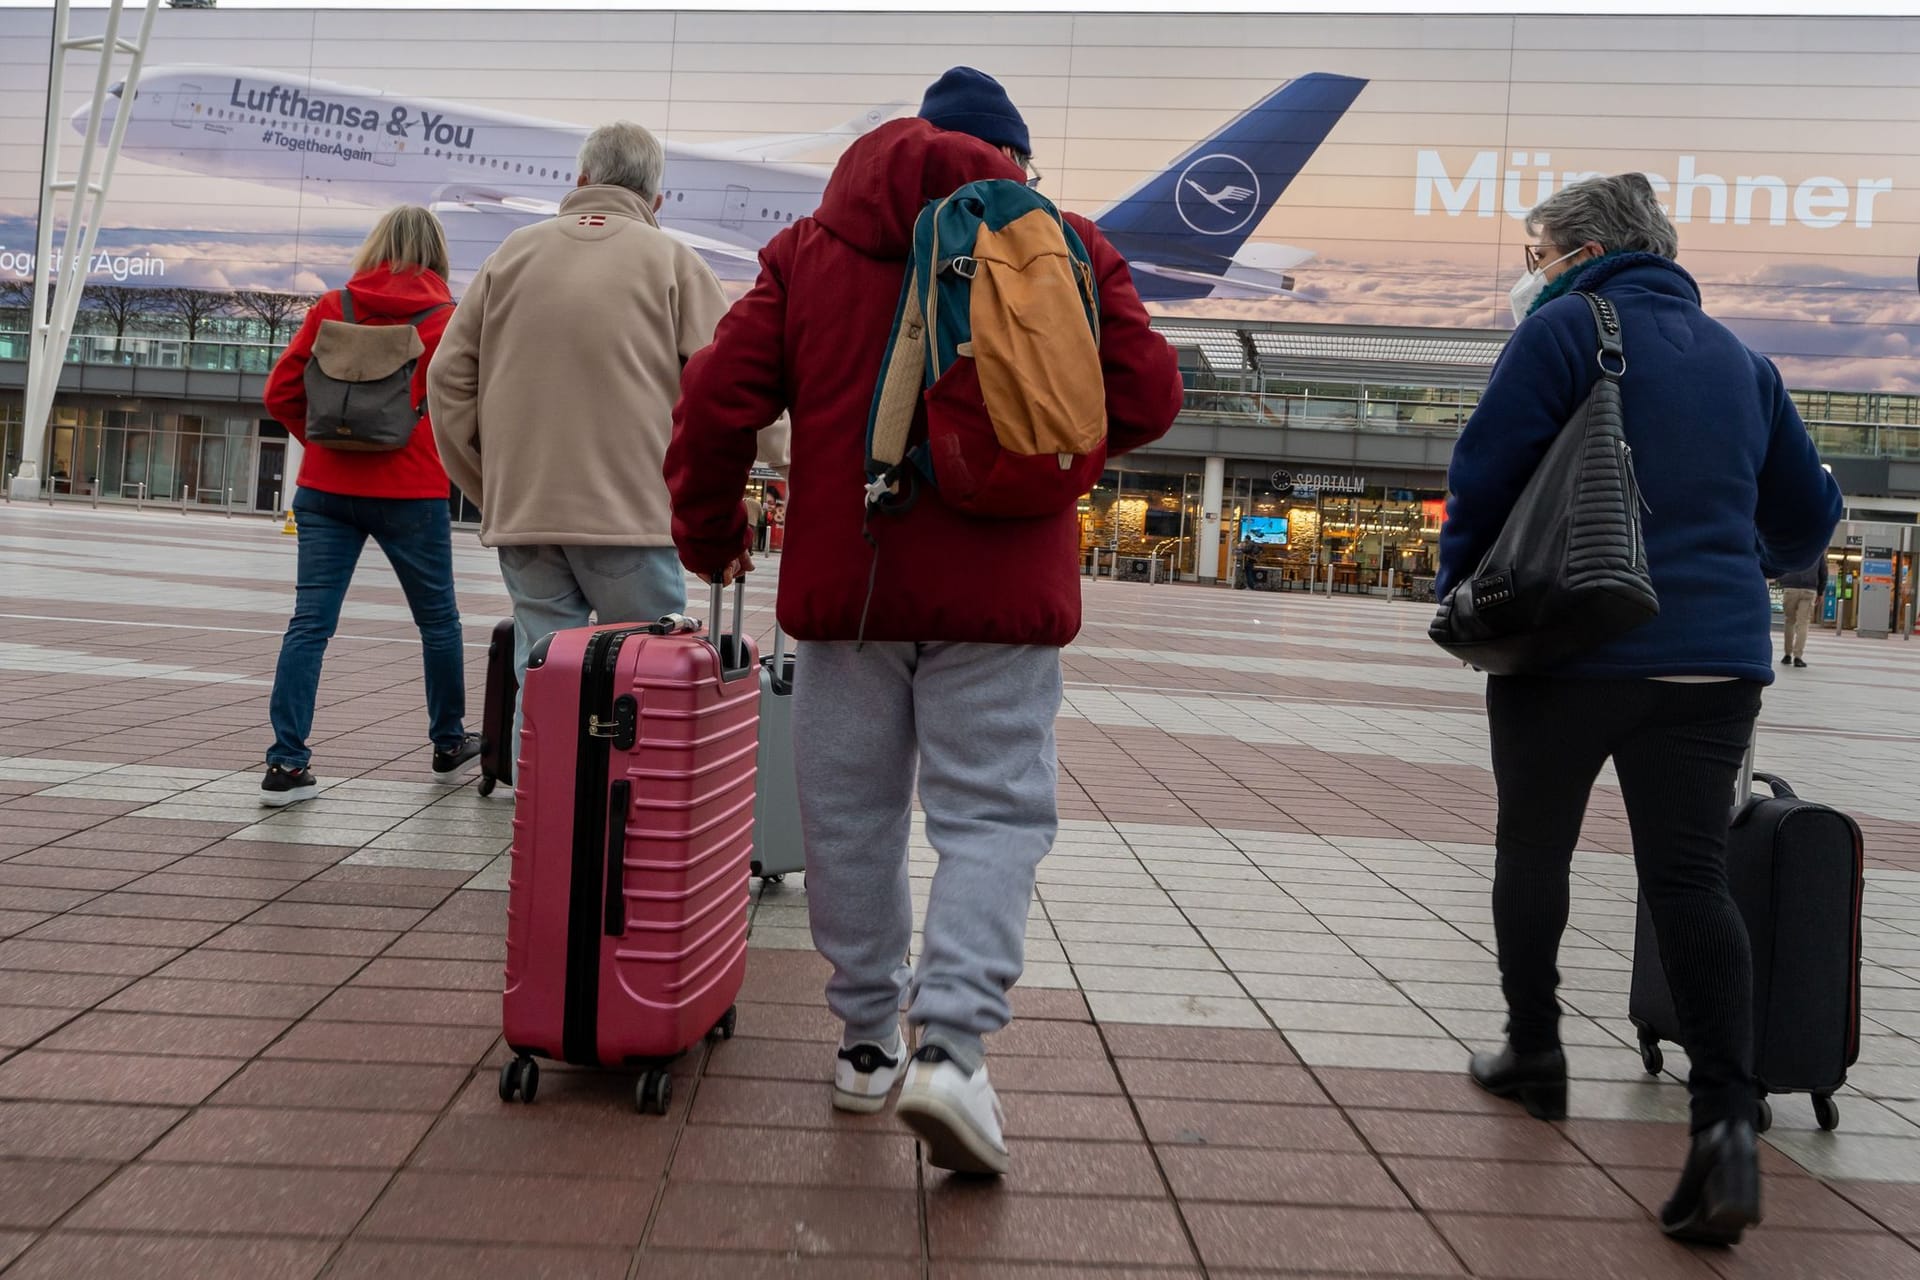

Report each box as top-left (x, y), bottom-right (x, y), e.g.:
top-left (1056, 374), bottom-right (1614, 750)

top-left (560, 626), bottom-right (648, 1066)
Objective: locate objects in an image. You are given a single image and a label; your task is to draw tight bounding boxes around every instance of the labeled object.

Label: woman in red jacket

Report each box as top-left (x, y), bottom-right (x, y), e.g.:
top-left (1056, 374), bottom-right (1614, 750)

top-left (258, 206), bottom-right (478, 806)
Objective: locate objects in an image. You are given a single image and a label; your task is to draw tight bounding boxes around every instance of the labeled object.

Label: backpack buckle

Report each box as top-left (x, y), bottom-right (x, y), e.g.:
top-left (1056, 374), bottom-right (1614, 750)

top-left (941, 255), bottom-right (977, 280)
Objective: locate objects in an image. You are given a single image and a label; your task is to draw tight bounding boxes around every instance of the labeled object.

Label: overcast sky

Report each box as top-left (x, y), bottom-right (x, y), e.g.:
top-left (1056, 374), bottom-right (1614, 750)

top-left (2, 0), bottom-right (1920, 12)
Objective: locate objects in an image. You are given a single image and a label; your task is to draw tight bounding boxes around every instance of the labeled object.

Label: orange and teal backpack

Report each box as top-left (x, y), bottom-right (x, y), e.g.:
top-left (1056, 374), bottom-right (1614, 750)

top-left (865, 180), bottom-right (1106, 520)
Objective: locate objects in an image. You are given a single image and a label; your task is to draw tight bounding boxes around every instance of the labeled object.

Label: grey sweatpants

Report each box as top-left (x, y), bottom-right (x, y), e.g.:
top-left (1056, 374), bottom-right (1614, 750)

top-left (794, 640), bottom-right (1062, 1073)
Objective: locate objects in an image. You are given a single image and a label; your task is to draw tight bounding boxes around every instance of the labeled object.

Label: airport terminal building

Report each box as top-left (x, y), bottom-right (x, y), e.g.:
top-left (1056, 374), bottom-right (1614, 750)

top-left (3, 6), bottom-right (1917, 632)
top-left (4, 309), bottom-right (1917, 635)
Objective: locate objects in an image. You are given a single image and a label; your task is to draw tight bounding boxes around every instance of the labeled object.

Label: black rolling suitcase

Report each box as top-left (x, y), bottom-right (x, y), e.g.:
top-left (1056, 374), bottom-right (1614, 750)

top-left (1629, 749), bottom-right (1864, 1132)
top-left (477, 617), bottom-right (517, 797)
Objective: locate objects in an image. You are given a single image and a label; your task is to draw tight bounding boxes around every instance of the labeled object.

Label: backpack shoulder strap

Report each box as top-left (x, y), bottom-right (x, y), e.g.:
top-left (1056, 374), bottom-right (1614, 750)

top-left (338, 288), bottom-right (356, 324)
top-left (406, 301), bottom-right (452, 327)
top-left (869, 272), bottom-right (925, 475)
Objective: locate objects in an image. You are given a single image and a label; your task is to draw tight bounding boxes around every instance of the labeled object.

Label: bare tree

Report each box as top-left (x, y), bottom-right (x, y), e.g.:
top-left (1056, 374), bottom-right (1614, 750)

top-left (0, 278), bottom-right (32, 330)
top-left (151, 287), bottom-right (233, 341)
top-left (82, 284), bottom-right (153, 338)
top-left (232, 290), bottom-right (313, 345)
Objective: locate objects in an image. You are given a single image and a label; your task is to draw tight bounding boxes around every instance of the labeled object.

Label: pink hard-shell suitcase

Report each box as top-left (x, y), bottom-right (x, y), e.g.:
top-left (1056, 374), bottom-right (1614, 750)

top-left (499, 583), bottom-right (758, 1114)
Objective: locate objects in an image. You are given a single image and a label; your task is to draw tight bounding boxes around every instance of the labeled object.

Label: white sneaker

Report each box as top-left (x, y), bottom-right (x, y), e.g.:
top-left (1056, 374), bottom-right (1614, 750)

top-left (895, 1046), bottom-right (1008, 1175)
top-left (831, 1029), bottom-right (906, 1113)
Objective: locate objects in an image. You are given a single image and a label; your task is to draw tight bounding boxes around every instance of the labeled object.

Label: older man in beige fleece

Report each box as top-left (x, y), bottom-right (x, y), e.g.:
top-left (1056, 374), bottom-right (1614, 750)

top-left (430, 121), bottom-right (731, 743)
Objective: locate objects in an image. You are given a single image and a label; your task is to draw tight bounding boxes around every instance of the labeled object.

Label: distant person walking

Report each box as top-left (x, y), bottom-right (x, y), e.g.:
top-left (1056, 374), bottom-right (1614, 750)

top-left (743, 492), bottom-right (767, 554)
top-left (259, 206), bottom-right (478, 806)
top-left (1439, 173), bottom-right (1840, 1245)
top-left (668, 67), bottom-right (1181, 1176)
top-left (1777, 557), bottom-right (1828, 669)
top-left (430, 122), bottom-right (729, 746)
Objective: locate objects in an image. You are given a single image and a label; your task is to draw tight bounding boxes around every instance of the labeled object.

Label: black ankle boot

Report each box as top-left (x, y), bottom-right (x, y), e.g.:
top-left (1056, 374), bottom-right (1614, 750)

top-left (1660, 1117), bottom-right (1762, 1245)
top-left (1467, 1044), bottom-right (1567, 1120)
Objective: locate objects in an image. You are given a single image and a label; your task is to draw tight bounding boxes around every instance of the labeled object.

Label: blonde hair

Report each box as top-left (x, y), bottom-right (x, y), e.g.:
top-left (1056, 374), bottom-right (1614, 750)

top-left (351, 205), bottom-right (450, 279)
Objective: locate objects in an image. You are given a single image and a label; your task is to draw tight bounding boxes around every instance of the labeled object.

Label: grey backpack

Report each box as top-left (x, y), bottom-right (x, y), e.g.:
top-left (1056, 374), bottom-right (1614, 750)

top-left (303, 289), bottom-right (449, 452)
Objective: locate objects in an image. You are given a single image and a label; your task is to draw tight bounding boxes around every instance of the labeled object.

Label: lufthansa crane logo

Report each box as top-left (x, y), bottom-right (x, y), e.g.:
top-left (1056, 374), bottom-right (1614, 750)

top-left (1176, 154), bottom-right (1261, 236)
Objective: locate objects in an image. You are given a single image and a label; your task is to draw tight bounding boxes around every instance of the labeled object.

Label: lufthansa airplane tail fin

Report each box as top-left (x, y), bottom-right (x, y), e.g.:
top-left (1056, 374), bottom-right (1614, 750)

top-left (1094, 73), bottom-right (1364, 297)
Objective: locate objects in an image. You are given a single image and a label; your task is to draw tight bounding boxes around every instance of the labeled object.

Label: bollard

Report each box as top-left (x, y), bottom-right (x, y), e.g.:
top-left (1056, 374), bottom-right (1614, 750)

top-left (1325, 561), bottom-right (1336, 595)
top-left (1386, 567), bottom-right (1396, 600)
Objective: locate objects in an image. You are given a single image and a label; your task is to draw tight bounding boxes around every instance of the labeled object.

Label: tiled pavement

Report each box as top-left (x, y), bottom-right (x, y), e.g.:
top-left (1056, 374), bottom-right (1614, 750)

top-left (3, 504), bottom-right (1920, 1278)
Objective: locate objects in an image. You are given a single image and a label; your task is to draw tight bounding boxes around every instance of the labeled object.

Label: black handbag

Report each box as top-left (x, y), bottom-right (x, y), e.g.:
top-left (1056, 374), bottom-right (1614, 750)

top-left (1429, 292), bottom-right (1659, 674)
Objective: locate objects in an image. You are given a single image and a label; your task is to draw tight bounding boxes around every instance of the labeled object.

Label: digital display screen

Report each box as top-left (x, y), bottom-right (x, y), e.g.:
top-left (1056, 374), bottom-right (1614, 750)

top-left (1241, 517), bottom-right (1289, 544)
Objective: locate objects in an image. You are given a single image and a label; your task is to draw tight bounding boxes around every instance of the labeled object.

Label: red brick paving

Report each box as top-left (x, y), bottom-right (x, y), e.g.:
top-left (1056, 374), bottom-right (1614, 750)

top-left (4, 508), bottom-right (1920, 1276)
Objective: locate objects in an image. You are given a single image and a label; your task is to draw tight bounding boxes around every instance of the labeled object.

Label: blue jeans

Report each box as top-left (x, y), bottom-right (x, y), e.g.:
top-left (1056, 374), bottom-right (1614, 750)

top-left (266, 488), bottom-right (467, 770)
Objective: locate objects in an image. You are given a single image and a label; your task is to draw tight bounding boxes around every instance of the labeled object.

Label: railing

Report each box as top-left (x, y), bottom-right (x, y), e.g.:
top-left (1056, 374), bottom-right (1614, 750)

top-left (1180, 387), bottom-right (1920, 459)
top-left (0, 329), bottom-right (277, 374)
top-left (1808, 422), bottom-right (1920, 460)
top-left (4, 325), bottom-right (1915, 461)
top-left (1180, 389), bottom-right (1471, 435)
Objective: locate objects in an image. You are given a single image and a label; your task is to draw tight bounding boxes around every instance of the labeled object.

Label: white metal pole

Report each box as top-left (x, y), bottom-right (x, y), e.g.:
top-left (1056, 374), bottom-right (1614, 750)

top-left (15, 0), bottom-right (161, 501)
top-left (17, 1), bottom-right (73, 499)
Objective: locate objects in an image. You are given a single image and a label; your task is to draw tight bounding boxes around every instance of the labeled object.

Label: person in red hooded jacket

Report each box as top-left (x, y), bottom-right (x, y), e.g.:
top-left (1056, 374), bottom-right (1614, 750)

top-left (258, 206), bottom-right (479, 807)
top-left (667, 68), bottom-right (1181, 1175)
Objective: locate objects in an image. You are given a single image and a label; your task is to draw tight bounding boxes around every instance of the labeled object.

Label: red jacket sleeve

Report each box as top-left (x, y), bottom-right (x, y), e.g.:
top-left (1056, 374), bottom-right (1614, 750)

top-left (263, 298), bottom-right (330, 442)
top-left (1074, 218), bottom-right (1183, 459)
top-left (411, 305), bottom-right (452, 450)
top-left (667, 240), bottom-right (792, 576)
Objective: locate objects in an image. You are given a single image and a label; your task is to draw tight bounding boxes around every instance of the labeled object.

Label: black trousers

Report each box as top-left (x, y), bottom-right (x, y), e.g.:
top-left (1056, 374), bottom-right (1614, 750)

top-left (1487, 676), bottom-right (1762, 1131)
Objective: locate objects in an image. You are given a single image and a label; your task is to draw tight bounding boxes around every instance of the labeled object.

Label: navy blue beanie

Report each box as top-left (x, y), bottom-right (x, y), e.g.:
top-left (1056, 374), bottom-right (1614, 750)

top-left (917, 66), bottom-right (1030, 158)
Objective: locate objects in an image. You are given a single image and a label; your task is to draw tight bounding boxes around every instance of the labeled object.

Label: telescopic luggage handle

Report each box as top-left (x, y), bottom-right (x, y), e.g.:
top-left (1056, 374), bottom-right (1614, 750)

top-left (766, 620), bottom-right (793, 696)
top-left (707, 577), bottom-right (754, 682)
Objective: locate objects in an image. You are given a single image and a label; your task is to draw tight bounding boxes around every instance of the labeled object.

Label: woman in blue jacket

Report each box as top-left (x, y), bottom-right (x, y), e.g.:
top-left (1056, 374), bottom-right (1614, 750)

top-left (1438, 173), bottom-right (1840, 1245)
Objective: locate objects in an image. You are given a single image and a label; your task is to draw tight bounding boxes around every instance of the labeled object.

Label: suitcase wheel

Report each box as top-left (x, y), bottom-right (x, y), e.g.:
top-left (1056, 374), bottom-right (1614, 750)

top-left (708, 1005), bottom-right (738, 1043)
top-left (1638, 1036), bottom-right (1664, 1077)
top-left (1755, 1097), bottom-right (1773, 1134)
top-left (636, 1069), bottom-right (673, 1116)
top-left (761, 874), bottom-right (786, 886)
top-left (498, 1056), bottom-right (539, 1104)
top-left (1814, 1093), bottom-right (1840, 1131)
top-left (478, 774), bottom-right (497, 798)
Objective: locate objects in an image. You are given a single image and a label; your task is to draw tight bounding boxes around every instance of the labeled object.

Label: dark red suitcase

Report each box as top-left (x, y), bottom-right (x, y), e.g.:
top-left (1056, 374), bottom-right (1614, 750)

top-left (498, 584), bottom-right (758, 1113)
top-left (478, 617), bottom-right (516, 797)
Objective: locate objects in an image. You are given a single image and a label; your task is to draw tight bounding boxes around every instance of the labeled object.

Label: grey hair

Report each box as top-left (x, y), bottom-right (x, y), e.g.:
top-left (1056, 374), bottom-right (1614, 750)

top-left (1526, 173), bottom-right (1678, 260)
top-left (576, 121), bottom-right (665, 200)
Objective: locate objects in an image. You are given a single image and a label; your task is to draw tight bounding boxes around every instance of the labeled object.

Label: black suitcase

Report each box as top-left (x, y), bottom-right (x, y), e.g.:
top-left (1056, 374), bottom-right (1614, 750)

top-left (1630, 770), bottom-right (1864, 1132)
top-left (477, 617), bottom-right (517, 797)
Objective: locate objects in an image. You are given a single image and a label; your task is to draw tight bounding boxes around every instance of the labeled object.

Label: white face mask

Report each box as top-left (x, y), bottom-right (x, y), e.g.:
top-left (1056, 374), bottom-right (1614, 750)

top-left (1508, 247), bottom-right (1584, 324)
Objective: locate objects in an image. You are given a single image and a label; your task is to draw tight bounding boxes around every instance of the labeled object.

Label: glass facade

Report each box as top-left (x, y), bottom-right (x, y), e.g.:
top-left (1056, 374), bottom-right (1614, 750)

top-left (1081, 464), bottom-right (1446, 594)
top-left (5, 317), bottom-right (1919, 543)
top-left (5, 397), bottom-right (267, 511)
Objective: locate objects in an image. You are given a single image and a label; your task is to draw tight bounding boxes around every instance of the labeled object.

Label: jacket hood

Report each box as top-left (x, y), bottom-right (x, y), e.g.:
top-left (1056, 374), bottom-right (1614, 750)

top-left (814, 117), bottom-right (1024, 258)
top-left (344, 262), bottom-right (452, 317)
top-left (560, 183), bottom-right (661, 228)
